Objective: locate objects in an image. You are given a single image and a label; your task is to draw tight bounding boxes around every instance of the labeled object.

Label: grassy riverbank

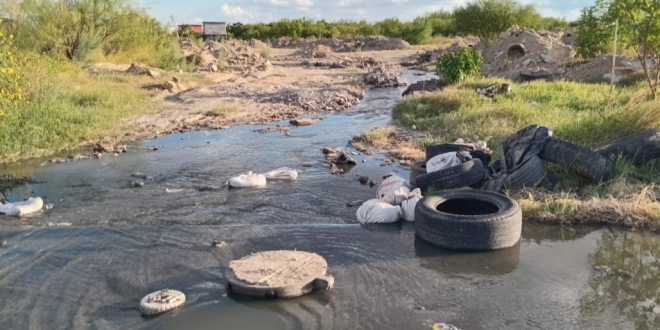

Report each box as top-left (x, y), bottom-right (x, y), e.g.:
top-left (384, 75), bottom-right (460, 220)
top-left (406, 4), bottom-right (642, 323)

top-left (390, 77), bottom-right (660, 230)
top-left (0, 63), bottom-right (210, 164)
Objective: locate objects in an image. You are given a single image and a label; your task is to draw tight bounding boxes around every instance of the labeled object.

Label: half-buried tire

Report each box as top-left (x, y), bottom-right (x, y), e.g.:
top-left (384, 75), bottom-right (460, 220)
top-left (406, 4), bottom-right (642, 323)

top-left (140, 289), bottom-right (186, 316)
top-left (410, 161), bottom-right (427, 186)
top-left (415, 159), bottom-right (485, 192)
top-left (597, 129), bottom-right (660, 165)
top-left (504, 156), bottom-right (546, 189)
top-left (415, 190), bottom-right (522, 250)
top-left (539, 137), bottom-right (613, 182)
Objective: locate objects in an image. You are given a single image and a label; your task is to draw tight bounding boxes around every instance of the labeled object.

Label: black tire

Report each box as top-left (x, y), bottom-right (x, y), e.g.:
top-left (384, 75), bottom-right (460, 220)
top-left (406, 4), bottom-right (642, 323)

top-left (597, 129), bottom-right (660, 165)
top-left (504, 156), bottom-right (546, 189)
top-left (409, 161), bottom-right (427, 186)
top-left (415, 190), bottom-right (522, 250)
top-left (425, 144), bottom-right (492, 166)
top-left (539, 137), bottom-right (613, 182)
top-left (415, 159), bottom-right (485, 192)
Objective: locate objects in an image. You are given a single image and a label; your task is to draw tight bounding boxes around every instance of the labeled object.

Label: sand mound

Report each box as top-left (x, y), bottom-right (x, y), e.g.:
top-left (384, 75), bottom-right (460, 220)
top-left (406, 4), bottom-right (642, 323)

top-left (179, 38), bottom-right (269, 72)
top-left (294, 44), bottom-right (336, 58)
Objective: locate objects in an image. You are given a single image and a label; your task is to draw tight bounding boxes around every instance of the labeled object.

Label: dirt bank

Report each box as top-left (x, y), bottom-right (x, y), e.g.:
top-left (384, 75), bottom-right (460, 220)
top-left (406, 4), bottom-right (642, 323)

top-left (124, 47), bottom-right (416, 140)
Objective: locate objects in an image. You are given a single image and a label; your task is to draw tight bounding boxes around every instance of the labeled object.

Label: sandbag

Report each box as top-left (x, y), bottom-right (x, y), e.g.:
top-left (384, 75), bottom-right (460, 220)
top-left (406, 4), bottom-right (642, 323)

top-left (377, 174), bottom-right (409, 205)
top-left (227, 172), bottom-right (267, 188)
top-left (401, 188), bottom-right (423, 221)
top-left (426, 151), bottom-right (471, 173)
top-left (357, 199), bottom-right (402, 224)
top-left (0, 197), bottom-right (44, 216)
top-left (263, 167), bottom-right (299, 181)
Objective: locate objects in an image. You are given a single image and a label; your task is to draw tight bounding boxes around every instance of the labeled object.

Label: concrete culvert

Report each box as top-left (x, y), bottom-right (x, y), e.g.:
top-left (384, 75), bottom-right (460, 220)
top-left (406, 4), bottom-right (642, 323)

top-left (226, 250), bottom-right (334, 299)
top-left (507, 44), bottom-right (526, 60)
top-left (140, 289), bottom-right (186, 316)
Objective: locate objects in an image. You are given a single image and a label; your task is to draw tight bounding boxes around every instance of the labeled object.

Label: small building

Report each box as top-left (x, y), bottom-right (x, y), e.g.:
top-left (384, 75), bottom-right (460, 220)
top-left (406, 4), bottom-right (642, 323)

top-left (178, 24), bottom-right (203, 36)
top-left (202, 22), bottom-right (228, 41)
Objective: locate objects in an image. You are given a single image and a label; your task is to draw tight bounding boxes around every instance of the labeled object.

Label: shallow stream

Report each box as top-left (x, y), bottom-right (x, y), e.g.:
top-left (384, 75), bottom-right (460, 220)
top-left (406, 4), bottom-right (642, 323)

top-left (1, 71), bottom-right (659, 329)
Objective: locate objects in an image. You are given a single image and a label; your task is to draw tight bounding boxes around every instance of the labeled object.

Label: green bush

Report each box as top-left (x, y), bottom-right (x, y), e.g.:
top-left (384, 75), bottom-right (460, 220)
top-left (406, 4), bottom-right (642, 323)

top-left (454, 0), bottom-right (542, 45)
top-left (0, 18), bottom-right (31, 117)
top-left (575, 6), bottom-right (614, 58)
top-left (436, 48), bottom-right (484, 84)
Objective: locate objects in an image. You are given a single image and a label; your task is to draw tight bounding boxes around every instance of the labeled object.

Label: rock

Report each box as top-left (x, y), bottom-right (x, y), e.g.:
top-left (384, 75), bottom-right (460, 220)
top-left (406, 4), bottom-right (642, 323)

top-left (93, 142), bottom-right (114, 153)
top-left (212, 240), bottom-right (227, 247)
top-left (163, 81), bottom-right (177, 93)
top-left (210, 64), bottom-right (218, 72)
top-left (358, 175), bottom-right (369, 185)
top-left (335, 151), bottom-right (357, 165)
top-left (172, 76), bottom-right (180, 83)
top-left (132, 181), bottom-right (145, 187)
top-left (290, 118), bottom-right (319, 126)
top-left (93, 152), bottom-right (103, 159)
top-left (131, 173), bottom-right (148, 179)
top-left (0, 240), bottom-right (7, 248)
top-left (346, 200), bottom-right (364, 207)
top-left (148, 70), bottom-right (160, 78)
top-left (126, 62), bottom-right (150, 75)
top-left (322, 147), bottom-right (342, 154)
top-left (177, 69), bottom-right (183, 73)
top-left (368, 180), bottom-right (376, 188)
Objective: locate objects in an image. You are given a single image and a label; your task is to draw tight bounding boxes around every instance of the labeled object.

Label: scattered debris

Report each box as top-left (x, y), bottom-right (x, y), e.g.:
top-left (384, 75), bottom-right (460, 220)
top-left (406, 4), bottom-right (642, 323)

top-left (131, 173), bottom-right (148, 179)
top-left (402, 79), bottom-right (445, 97)
top-left (293, 44), bottom-right (336, 58)
top-left (0, 197), bottom-right (44, 216)
top-left (165, 188), bottom-right (184, 193)
top-left (477, 84), bottom-right (499, 98)
top-left (358, 175), bottom-right (370, 185)
top-left (274, 36), bottom-right (412, 52)
top-left (0, 240), bottom-right (7, 248)
top-left (212, 240), bottom-right (227, 247)
top-left (364, 67), bottom-right (407, 87)
top-left (132, 181), bottom-right (145, 187)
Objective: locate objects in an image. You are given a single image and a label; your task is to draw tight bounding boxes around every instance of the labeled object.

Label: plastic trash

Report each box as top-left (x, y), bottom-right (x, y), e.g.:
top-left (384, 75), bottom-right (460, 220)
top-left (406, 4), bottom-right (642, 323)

top-left (0, 197), bottom-right (44, 216)
top-left (401, 188), bottom-right (423, 221)
top-left (426, 151), bottom-right (472, 173)
top-left (377, 174), bottom-right (410, 205)
top-left (263, 167), bottom-right (299, 181)
top-left (357, 199), bottom-right (402, 224)
top-left (227, 172), bottom-right (267, 188)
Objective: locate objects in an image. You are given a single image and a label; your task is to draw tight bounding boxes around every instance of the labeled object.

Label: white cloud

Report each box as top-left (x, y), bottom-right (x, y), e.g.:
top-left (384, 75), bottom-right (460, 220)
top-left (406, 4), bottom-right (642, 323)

top-left (265, 0), bottom-right (313, 7)
top-left (193, 17), bottom-right (203, 23)
top-left (392, 0), bottom-right (408, 2)
top-left (222, 3), bottom-right (247, 16)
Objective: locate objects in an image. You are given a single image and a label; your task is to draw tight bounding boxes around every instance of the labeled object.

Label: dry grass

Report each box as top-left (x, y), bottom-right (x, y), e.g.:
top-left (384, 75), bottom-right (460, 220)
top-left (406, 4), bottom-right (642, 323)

top-left (414, 36), bottom-right (456, 50)
top-left (515, 182), bottom-right (660, 232)
top-left (353, 127), bottom-right (425, 161)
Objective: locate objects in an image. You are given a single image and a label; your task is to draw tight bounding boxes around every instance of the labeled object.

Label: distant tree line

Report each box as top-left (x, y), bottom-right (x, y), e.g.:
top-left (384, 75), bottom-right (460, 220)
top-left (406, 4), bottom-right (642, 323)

top-left (227, 0), bottom-right (572, 45)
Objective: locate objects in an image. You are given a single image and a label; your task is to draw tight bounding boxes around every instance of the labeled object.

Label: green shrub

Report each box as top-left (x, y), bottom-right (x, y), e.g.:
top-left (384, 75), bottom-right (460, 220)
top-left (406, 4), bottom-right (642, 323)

top-left (0, 18), bottom-right (31, 117)
top-left (436, 48), bottom-right (483, 85)
top-left (454, 0), bottom-right (541, 45)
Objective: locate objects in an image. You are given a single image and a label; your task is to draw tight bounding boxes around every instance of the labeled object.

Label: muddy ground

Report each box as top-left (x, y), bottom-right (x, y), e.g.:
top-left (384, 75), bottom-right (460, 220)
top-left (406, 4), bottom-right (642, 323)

top-left (123, 48), bottom-right (417, 140)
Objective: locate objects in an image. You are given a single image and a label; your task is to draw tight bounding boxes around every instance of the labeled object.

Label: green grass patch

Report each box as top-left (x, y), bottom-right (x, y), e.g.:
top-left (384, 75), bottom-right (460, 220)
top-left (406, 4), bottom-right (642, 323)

top-left (353, 127), bottom-right (394, 145)
top-left (209, 106), bottom-right (239, 116)
top-left (0, 65), bottom-right (210, 163)
top-left (393, 77), bottom-right (658, 155)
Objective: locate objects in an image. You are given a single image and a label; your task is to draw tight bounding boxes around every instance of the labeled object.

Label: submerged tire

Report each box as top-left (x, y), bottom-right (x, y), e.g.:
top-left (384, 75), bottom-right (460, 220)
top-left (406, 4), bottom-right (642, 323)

top-left (415, 159), bottom-right (485, 192)
top-left (504, 156), bottom-right (546, 189)
top-left (539, 138), bottom-right (613, 182)
top-left (415, 190), bottom-right (522, 250)
top-left (597, 129), bottom-right (660, 165)
top-left (425, 144), bottom-right (492, 166)
top-left (410, 161), bottom-right (427, 186)
top-left (140, 289), bottom-right (186, 316)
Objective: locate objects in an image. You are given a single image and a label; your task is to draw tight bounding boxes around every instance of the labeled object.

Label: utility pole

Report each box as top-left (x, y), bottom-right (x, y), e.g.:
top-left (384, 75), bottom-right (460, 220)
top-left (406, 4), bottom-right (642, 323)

top-left (171, 15), bottom-right (179, 40)
top-left (611, 19), bottom-right (619, 94)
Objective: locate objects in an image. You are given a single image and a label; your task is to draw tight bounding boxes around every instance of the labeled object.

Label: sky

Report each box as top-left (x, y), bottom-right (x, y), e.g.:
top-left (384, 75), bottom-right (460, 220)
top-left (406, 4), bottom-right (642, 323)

top-left (139, 0), bottom-right (594, 27)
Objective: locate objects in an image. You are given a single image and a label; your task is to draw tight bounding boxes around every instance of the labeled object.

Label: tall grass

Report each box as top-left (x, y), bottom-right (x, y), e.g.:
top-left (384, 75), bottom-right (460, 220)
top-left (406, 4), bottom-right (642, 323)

top-left (393, 78), bottom-right (659, 155)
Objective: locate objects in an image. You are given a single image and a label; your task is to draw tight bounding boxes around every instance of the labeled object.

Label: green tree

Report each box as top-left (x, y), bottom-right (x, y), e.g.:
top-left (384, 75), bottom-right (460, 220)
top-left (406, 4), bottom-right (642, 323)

top-left (576, 6), bottom-right (614, 58)
top-left (454, 0), bottom-right (542, 45)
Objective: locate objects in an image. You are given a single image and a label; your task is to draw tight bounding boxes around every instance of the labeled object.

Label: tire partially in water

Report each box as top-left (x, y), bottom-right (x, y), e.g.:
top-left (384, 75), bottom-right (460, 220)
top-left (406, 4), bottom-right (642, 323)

top-left (409, 161), bottom-right (427, 186)
top-left (140, 289), bottom-right (186, 316)
top-left (415, 190), bottom-right (522, 251)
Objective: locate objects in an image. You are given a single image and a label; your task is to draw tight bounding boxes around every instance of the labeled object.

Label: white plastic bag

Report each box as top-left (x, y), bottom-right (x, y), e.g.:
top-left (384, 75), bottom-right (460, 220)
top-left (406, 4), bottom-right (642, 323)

top-left (426, 151), bottom-right (472, 173)
top-left (357, 199), bottom-right (402, 224)
top-left (227, 172), bottom-right (267, 188)
top-left (263, 167), bottom-right (299, 181)
top-left (0, 197), bottom-right (44, 216)
top-left (401, 188), bottom-right (423, 221)
top-left (377, 174), bottom-right (409, 205)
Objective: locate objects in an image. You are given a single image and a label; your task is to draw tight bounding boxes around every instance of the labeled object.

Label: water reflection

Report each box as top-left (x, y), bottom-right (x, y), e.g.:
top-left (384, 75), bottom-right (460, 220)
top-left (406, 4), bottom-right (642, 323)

top-left (522, 222), bottom-right (599, 243)
top-left (580, 229), bottom-right (660, 329)
top-left (414, 236), bottom-right (520, 276)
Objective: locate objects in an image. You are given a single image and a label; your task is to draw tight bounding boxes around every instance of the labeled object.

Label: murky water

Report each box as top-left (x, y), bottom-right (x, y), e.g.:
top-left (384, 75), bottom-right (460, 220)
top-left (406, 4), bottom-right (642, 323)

top-left (1, 71), bottom-right (659, 329)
